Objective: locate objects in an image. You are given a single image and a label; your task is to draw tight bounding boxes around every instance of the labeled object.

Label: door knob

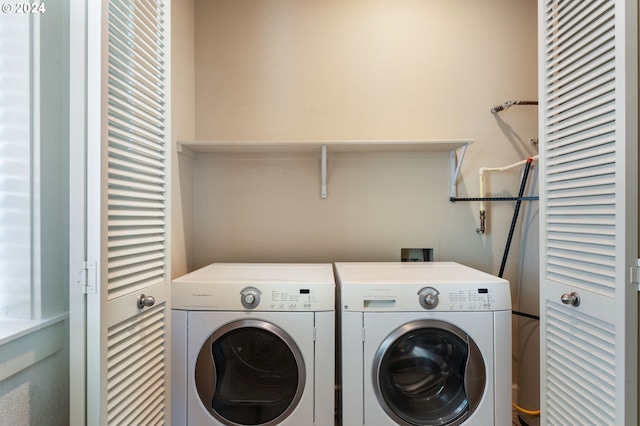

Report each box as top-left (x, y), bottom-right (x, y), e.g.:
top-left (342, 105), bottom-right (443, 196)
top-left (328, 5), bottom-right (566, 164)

top-left (137, 294), bottom-right (155, 309)
top-left (561, 292), bottom-right (580, 307)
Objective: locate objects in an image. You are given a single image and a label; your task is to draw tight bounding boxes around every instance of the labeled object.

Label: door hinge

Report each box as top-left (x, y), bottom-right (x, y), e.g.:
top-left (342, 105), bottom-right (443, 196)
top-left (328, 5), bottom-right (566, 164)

top-left (77, 261), bottom-right (97, 294)
top-left (631, 260), bottom-right (640, 291)
top-left (313, 327), bottom-right (316, 342)
top-left (362, 327), bottom-right (365, 342)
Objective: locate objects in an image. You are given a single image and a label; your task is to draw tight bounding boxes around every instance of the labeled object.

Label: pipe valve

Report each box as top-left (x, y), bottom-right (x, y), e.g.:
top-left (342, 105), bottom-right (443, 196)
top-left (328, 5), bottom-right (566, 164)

top-left (476, 210), bottom-right (486, 234)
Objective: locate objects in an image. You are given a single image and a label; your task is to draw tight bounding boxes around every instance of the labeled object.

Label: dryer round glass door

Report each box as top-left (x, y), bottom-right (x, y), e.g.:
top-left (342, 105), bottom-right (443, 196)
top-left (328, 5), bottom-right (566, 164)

top-left (195, 319), bottom-right (306, 426)
top-left (372, 320), bottom-right (486, 426)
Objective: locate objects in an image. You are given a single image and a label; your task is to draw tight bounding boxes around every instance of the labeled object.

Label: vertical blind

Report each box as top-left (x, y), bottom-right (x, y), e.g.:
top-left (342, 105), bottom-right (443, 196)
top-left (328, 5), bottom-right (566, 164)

top-left (0, 13), bottom-right (32, 319)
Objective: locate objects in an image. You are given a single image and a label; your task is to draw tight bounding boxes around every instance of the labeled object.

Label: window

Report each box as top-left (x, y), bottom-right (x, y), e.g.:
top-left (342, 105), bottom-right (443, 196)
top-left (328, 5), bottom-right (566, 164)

top-left (0, 4), bottom-right (68, 380)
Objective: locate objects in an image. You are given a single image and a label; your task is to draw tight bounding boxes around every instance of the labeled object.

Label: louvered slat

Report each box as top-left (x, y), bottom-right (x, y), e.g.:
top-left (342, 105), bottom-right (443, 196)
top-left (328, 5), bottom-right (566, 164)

top-left (109, 251), bottom-right (165, 269)
top-left (108, 219), bottom-right (165, 229)
top-left (108, 169), bottom-right (164, 187)
top-left (109, 177), bottom-right (164, 195)
top-left (108, 259), bottom-right (165, 282)
top-left (109, 198), bottom-right (165, 210)
top-left (107, 225), bottom-right (165, 237)
top-left (109, 228), bottom-right (164, 247)
top-left (109, 132), bottom-right (164, 157)
top-left (109, 188), bottom-right (164, 202)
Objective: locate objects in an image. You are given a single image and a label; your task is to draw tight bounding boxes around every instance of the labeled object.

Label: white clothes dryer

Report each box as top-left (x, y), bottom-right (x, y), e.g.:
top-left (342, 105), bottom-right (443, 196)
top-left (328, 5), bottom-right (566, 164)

top-left (172, 263), bottom-right (335, 426)
top-left (336, 262), bottom-right (511, 426)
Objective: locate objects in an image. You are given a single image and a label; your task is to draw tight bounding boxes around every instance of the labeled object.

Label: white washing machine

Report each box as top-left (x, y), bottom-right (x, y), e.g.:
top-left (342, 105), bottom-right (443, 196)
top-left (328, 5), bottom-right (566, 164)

top-left (337, 262), bottom-right (511, 426)
top-left (171, 263), bottom-right (335, 426)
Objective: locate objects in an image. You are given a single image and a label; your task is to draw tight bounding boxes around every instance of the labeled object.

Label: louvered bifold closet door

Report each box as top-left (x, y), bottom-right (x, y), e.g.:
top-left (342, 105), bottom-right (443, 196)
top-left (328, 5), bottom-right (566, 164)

top-left (86, 0), bottom-right (170, 425)
top-left (538, 0), bottom-right (637, 425)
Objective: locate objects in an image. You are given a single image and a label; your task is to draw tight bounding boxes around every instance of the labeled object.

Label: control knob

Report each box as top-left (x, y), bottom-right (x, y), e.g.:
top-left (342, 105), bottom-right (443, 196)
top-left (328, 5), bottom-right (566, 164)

top-left (240, 287), bottom-right (261, 309)
top-left (418, 287), bottom-right (439, 310)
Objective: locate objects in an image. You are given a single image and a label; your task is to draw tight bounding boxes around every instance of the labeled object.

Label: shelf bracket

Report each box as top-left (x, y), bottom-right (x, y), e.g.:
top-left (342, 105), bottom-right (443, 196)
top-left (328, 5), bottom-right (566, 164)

top-left (177, 142), bottom-right (196, 159)
top-left (450, 142), bottom-right (470, 198)
top-left (321, 144), bottom-right (327, 198)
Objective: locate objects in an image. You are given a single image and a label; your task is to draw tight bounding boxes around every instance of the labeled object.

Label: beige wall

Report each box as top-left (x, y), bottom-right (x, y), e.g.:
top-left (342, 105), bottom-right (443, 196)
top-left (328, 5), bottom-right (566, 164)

top-left (194, 0), bottom-right (537, 145)
top-left (188, 0), bottom-right (538, 278)
top-left (171, 0), bottom-right (196, 278)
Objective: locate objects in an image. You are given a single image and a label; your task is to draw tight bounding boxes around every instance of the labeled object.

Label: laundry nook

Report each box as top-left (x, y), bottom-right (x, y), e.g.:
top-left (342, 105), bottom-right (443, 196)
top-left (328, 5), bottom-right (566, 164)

top-left (1, 1), bottom-right (638, 426)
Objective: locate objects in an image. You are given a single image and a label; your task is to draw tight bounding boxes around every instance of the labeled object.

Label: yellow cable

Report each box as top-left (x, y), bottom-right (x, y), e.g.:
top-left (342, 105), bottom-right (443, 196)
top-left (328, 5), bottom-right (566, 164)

top-left (512, 402), bottom-right (541, 416)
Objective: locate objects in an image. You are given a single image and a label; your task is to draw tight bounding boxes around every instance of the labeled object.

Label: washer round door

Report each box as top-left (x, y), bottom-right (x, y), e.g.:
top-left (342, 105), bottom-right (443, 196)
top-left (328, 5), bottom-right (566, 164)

top-left (195, 319), bottom-right (306, 426)
top-left (372, 320), bottom-right (486, 426)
